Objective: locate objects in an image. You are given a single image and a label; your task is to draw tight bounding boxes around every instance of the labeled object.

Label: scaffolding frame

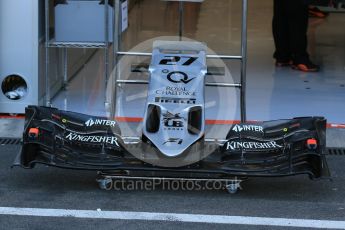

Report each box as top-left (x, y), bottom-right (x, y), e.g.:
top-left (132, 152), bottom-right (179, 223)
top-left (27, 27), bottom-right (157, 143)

top-left (44, 0), bottom-right (114, 107)
top-left (111, 0), bottom-right (248, 122)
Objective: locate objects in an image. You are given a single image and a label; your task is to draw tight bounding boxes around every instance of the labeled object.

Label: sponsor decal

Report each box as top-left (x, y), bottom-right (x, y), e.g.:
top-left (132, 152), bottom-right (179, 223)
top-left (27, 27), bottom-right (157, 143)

top-left (85, 118), bottom-right (116, 127)
top-left (226, 141), bottom-right (282, 150)
top-left (65, 132), bottom-right (119, 146)
top-left (155, 97), bottom-right (196, 104)
top-left (155, 86), bottom-right (196, 97)
top-left (167, 71), bottom-right (195, 84)
top-left (163, 138), bottom-right (183, 145)
top-left (163, 112), bottom-right (184, 131)
top-left (232, 124), bottom-right (264, 133)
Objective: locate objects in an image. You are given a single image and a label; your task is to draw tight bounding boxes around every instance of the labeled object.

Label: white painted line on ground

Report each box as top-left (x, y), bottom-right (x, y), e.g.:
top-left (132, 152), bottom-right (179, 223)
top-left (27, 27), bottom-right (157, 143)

top-left (0, 207), bottom-right (345, 229)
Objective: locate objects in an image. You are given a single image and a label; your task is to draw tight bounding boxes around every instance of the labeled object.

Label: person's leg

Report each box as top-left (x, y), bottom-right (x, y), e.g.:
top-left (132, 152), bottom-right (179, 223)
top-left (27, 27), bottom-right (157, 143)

top-left (286, 0), bottom-right (319, 71)
top-left (272, 0), bottom-right (291, 65)
top-left (286, 0), bottom-right (309, 63)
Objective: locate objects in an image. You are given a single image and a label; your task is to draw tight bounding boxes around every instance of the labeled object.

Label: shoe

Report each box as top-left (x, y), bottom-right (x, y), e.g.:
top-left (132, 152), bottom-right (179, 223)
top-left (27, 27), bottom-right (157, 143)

top-left (291, 60), bottom-right (320, 72)
top-left (275, 59), bottom-right (292, 67)
top-left (308, 6), bottom-right (329, 18)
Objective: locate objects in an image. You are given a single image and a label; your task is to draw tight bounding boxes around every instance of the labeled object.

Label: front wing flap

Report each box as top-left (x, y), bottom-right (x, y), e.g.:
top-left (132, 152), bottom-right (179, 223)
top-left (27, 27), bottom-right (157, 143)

top-left (15, 106), bottom-right (128, 170)
top-left (219, 117), bottom-right (330, 179)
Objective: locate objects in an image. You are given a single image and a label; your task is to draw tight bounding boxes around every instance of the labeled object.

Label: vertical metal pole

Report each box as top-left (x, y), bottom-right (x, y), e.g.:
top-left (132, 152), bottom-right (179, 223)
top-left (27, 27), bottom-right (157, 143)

top-left (178, 1), bottom-right (184, 41)
top-left (63, 48), bottom-right (68, 88)
top-left (45, 0), bottom-right (51, 106)
top-left (110, 0), bottom-right (116, 116)
top-left (111, 0), bottom-right (121, 118)
top-left (240, 0), bottom-right (248, 122)
top-left (112, 0), bottom-right (116, 70)
top-left (104, 0), bottom-right (110, 103)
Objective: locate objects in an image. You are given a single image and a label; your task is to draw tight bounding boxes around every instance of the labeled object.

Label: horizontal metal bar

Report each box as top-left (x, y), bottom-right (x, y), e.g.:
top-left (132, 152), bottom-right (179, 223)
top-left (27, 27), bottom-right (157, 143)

top-left (116, 80), bottom-right (241, 88)
top-left (131, 63), bottom-right (225, 76)
top-left (117, 79), bottom-right (149, 84)
top-left (207, 54), bottom-right (242, 60)
top-left (117, 51), bottom-right (242, 60)
top-left (206, 83), bottom-right (241, 88)
top-left (48, 41), bottom-right (107, 49)
top-left (122, 136), bottom-right (141, 145)
top-left (205, 138), bottom-right (228, 143)
top-left (117, 51), bottom-right (151, 56)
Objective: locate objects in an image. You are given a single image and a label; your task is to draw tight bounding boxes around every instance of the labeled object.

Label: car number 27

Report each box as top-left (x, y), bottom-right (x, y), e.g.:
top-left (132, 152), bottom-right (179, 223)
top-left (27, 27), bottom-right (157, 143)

top-left (159, 56), bottom-right (198, 66)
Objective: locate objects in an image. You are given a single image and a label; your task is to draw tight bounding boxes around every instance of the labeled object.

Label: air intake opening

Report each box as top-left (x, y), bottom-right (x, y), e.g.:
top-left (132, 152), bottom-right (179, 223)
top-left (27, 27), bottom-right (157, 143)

top-left (146, 104), bottom-right (161, 133)
top-left (188, 106), bottom-right (202, 135)
top-left (1, 74), bottom-right (28, 100)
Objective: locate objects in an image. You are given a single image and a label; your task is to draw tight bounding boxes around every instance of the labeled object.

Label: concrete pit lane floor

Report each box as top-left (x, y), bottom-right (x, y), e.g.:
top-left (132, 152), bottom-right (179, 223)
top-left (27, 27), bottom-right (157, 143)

top-left (1, 142), bottom-right (345, 230)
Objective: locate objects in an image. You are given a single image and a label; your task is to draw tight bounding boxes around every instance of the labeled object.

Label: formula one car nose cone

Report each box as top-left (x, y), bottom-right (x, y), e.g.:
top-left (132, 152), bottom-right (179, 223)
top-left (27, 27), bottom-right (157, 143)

top-left (142, 41), bottom-right (207, 157)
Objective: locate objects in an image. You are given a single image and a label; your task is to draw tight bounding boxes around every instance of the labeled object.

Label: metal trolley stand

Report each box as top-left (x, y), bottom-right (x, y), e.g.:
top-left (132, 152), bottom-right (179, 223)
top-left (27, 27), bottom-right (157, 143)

top-left (44, 0), bottom-right (114, 107)
top-left (111, 0), bottom-right (248, 122)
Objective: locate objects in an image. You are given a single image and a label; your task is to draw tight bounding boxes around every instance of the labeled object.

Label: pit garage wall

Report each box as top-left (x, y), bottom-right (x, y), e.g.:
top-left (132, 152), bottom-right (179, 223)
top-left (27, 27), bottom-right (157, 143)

top-left (0, 0), bottom-right (94, 114)
top-left (0, 0), bottom-right (40, 113)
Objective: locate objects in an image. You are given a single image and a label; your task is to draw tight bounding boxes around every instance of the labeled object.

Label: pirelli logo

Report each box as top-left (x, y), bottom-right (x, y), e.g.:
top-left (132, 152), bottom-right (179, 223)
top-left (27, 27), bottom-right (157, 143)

top-left (155, 97), bottom-right (196, 104)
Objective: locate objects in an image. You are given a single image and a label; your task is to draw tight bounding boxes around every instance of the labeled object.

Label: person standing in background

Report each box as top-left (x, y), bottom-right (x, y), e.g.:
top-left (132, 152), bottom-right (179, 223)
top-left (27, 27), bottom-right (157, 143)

top-left (272, 0), bottom-right (320, 72)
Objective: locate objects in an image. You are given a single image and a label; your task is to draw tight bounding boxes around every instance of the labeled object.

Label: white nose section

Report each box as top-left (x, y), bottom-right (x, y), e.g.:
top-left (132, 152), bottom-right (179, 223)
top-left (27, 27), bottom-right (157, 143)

top-left (142, 41), bottom-right (207, 157)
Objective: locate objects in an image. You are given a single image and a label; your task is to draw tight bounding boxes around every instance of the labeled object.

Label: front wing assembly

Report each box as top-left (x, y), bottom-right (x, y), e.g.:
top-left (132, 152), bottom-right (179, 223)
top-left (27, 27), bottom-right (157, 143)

top-left (14, 106), bottom-right (330, 179)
